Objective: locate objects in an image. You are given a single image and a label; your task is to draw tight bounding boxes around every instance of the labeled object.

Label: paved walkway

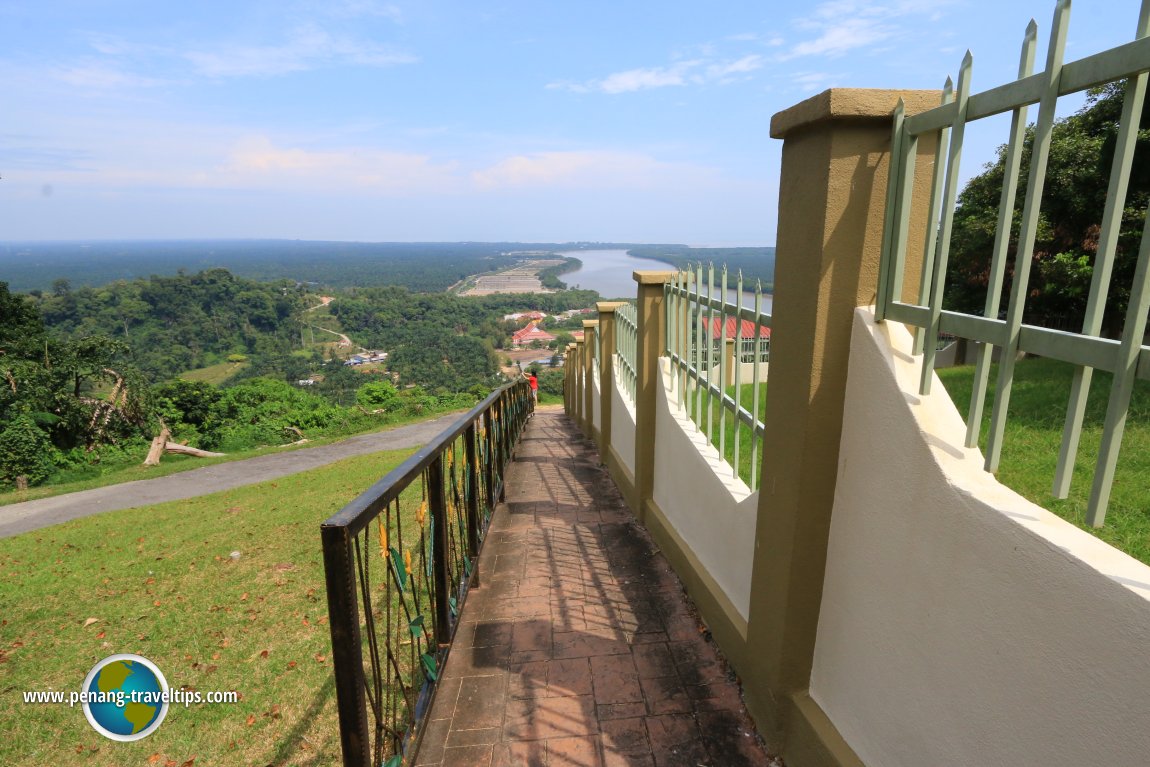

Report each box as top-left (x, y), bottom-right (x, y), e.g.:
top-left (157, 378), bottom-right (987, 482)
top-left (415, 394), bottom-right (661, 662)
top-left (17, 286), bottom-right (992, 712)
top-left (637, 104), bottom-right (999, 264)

top-left (415, 407), bottom-right (777, 767)
top-left (0, 412), bottom-right (465, 538)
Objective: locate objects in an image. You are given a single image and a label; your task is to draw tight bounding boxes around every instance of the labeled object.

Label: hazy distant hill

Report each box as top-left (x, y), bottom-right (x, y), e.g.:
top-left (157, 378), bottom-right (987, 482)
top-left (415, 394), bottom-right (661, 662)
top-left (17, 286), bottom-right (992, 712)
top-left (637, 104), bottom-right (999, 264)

top-left (0, 240), bottom-right (642, 294)
top-left (0, 240), bottom-right (776, 294)
top-left (626, 245), bottom-right (775, 290)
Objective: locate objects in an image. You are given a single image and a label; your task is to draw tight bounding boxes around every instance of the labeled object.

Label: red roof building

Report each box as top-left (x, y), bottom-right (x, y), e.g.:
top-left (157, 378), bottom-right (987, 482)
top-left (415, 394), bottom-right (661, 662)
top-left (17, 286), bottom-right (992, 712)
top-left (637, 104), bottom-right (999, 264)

top-left (701, 317), bottom-right (771, 341)
top-left (699, 317), bottom-right (771, 363)
top-left (511, 323), bottom-right (556, 347)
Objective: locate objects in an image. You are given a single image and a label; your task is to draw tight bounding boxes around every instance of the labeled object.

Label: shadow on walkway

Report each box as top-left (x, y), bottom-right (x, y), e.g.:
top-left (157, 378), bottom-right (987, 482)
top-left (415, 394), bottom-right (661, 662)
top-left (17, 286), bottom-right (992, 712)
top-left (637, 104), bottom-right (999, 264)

top-left (414, 407), bottom-right (778, 766)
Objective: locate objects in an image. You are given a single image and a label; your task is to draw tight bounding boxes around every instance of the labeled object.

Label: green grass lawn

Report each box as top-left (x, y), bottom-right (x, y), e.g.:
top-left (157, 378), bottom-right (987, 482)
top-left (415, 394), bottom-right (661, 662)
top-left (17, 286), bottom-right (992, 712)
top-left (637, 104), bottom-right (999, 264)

top-left (0, 447), bottom-right (415, 766)
top-left (937, 357), bottom-right (1150, 564)
top-left (687, 357), bottom-right (1150, 565)
top-left (688, 378), bottom-right (768, 489)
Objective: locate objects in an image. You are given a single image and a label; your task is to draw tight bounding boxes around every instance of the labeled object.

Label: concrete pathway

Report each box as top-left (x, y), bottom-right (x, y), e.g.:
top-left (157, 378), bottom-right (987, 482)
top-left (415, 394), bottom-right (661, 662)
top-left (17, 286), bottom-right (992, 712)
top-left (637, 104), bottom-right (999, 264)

top-left (0, 412), bottom-right (464, 538)
top-left (415, 407), bottom-right (777, 767)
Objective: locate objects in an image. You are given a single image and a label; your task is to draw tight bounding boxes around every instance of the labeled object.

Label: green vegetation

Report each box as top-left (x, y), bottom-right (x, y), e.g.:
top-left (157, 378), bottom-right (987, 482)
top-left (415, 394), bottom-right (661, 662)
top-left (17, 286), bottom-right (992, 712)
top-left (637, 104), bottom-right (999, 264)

top-left (0, 378), bottom-right (473, 503)
top-left (0, 264), bottom-right (596, 495)
top-left (0, 446), bottom-right (416, 767)
top-left (536, 368), bottom-right (565, 404)
top-left (178, 361), bottom-right (249, 387)
top-left (330, 286), bottom-right (599, 393)
top-left (1, 240), bottom-right (657, 294)
top-left (627, 246), bottom-right (776, 291)
top-left (538, 256), bottom-right (582, 289)
top-left (30, 269), bottom-right (305, 382)
top-left (937, 357), bottom-right (1150, 564)
top-left (947, 84), bottom-right (1148, 332)
top-left (703, 378), bottom-right (770, 487)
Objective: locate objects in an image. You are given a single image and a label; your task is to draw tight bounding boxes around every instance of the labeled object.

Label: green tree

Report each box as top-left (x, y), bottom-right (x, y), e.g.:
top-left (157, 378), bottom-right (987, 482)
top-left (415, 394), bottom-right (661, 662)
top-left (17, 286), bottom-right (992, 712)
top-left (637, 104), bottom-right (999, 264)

top-left (356, 380), bottom-right (401, 411)
top-left (946, 83), bottom-right (1150, 335)
top-left (0, 415), bottom-right (60, 486)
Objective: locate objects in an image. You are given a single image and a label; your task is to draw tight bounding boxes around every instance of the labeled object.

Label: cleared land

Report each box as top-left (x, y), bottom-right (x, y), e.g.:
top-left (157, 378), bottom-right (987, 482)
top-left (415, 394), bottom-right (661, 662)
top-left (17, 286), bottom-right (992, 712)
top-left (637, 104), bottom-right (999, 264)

top-left (458, 258), bottom-right (565, 295)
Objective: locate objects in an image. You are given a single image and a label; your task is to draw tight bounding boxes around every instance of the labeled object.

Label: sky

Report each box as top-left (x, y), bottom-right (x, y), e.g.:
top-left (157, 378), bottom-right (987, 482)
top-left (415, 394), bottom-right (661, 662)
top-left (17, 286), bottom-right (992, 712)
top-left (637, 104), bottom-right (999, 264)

top-left (0, 0), bottom-right (1145, 245)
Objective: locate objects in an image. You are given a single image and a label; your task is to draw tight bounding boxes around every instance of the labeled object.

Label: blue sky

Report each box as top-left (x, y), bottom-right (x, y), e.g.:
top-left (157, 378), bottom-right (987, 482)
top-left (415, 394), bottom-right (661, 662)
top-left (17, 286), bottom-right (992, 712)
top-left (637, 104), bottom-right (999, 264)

top-left (0, 0), bottom-right (1143, 245)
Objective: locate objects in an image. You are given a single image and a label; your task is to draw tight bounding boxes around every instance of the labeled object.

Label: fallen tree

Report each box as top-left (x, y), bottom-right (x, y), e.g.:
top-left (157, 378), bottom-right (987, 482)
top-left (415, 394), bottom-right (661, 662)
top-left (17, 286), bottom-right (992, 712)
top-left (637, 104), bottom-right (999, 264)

top-left (143, 425), bottom-right (225, 466)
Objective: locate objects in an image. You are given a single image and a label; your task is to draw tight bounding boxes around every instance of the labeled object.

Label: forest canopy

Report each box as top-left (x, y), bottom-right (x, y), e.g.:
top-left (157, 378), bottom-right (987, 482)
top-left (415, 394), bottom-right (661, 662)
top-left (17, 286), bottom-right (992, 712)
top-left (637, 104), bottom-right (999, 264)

top-left (945, 83), bottom-right (1150, 336)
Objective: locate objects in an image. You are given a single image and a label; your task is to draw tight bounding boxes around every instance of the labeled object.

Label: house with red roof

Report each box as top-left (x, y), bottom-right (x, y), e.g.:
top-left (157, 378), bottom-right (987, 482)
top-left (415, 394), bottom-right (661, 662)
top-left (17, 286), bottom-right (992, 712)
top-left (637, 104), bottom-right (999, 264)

top-left (700, 317), bottom-right (771, 363)
top-left (511, 322), bottom-right (556, 348)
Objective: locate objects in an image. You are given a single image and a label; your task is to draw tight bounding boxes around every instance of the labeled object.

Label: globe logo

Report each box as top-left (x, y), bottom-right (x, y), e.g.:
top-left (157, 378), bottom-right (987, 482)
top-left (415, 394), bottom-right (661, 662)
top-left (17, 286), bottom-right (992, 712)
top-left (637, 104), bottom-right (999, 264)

top-left (81, 654), bottom-right (170, 741)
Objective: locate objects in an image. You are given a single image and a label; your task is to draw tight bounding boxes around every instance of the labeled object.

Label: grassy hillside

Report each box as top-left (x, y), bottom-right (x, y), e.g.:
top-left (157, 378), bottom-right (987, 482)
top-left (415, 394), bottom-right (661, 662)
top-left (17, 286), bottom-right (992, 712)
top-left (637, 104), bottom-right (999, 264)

top-left (0, 447), bottom-right (416, 766)
top-left (937, 357), bottom-right (1150, 563)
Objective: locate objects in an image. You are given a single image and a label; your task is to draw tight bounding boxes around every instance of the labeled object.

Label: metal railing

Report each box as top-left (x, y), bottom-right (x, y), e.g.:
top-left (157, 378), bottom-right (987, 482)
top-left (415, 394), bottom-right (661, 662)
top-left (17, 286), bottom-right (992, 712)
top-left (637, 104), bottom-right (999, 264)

top-left (616, 302), bottom-right (638, 402)
top-left (321, 380), bottom-right (533, 767)
top-left (591, 323), bottom-right (600, 369)
top-left (876, 0), bottom-right (1150, 527)
top-left (666, 264), bottom-right (771, 490)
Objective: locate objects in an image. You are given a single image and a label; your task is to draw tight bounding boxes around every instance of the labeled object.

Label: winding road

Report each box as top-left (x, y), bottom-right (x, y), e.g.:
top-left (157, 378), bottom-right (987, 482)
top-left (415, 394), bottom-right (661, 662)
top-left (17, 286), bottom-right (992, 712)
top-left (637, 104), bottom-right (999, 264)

top-left (0, 413), bottom-right (464, 539)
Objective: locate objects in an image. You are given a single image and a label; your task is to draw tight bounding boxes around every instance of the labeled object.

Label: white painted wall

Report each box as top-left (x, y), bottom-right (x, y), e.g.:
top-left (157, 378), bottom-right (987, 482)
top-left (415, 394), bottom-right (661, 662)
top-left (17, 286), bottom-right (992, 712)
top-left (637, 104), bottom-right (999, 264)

top-left (811, 307), bottom-right (1150, 767)
top-left (651, 358), bottom-right (757, 620)
top-left (611, 356), bottom-right (636, 477)
top-left (591, 360), bottom-right (601, 434)
top-left (706, 360), bottom-right (770, 384)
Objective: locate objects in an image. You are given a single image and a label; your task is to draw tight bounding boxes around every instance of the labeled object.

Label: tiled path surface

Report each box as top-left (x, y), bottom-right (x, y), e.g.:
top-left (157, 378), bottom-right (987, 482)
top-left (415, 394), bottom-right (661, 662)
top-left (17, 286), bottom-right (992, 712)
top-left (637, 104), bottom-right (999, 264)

top-left (414, 406), bottom-right (777, 767)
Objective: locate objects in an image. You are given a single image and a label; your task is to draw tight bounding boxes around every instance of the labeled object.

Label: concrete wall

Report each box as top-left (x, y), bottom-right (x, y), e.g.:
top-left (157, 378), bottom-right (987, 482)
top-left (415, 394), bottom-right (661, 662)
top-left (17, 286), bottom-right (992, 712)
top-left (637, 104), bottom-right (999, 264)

top-left (810, 307), bottom-right (1150, 767)
top-left (652, 359), bottom-right (757, 621)
top-left (608, 356), bottom-right (637, 507)
top-left (591, 360), bottom-right (601, 436)
top-left (706, 360), bottom-right (770, 385)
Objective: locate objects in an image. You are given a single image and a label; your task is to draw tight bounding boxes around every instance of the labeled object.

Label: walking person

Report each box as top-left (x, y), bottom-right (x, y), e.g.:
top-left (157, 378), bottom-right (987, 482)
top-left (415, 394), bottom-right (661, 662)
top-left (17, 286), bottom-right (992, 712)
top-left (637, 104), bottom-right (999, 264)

top-left (528, 372), bottom-right (538, 402)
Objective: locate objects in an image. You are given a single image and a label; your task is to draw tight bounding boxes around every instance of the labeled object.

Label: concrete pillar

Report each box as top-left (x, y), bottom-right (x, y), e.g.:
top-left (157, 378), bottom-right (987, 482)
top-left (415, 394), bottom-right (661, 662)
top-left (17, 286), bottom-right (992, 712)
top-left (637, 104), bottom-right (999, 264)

top-left (595, 303), bottom-right (627, 462)
top-left (632, 271), bottom-right (674, 523)
top-left (573, 338), bottom-right (585, 429)
top-left (740, 89), bottom-right (940, 763)
top-left (583, 320), bottom-right (599, 442)
top-left (724, 337), bottom-right (736, 383)
top-left (563, 344), bottom-right (575, 416)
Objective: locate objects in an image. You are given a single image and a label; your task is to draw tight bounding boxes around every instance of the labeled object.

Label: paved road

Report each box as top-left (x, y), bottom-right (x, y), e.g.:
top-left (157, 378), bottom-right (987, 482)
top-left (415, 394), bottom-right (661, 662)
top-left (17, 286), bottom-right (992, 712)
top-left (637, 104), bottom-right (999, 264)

top-left (0, 413), bottom-right (465, 539)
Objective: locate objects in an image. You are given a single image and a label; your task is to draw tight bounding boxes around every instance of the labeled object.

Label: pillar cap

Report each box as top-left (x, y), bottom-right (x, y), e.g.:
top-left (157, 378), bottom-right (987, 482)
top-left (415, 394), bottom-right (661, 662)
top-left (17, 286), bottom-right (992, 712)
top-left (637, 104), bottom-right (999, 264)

top-left (582, 319), bottom-right (599, 329)
top-left (770, 88), bottom-right (941, 140)
top-left (596, 301), bottom-right (629, 313)
top-left (634, 270), bottom-right (675, 285)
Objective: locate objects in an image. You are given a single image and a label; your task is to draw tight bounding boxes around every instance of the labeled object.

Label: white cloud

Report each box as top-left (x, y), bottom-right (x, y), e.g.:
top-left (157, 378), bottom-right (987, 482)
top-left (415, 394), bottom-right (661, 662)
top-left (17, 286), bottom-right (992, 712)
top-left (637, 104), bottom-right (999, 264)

top-left (217, 136), bottom-right (457, 193)
top-left (599, 62), bottom-right (697, 93)
top-left (550, 53), bottom-right (764, 95)
top-left (790, 71), bottom-right (840, 92)
top-left (52, 61), bottom-right (165, 90)
top-left (782, 0), bottom-right (952, 60)
top-left (786, 18), bottom-right (893, 58)
top-left (707, 54), bottom-right (764, 78)
top-left (470, 150), bottom-right (718, 191)
top-left (184, 25), bottom-right (416, 77)
top-left (322, 0), bottom-right (403, 21)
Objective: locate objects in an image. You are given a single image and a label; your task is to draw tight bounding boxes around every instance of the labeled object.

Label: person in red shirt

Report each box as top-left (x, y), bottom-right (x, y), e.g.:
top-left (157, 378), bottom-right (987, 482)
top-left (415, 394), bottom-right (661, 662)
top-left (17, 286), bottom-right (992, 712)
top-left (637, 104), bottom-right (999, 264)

top-left (528, 372), bottom-right (538, 401)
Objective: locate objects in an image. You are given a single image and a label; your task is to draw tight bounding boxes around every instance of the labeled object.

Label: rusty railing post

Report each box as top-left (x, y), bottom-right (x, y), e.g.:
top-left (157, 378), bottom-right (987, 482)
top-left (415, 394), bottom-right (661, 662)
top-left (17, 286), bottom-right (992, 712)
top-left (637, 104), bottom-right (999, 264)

top-left (464, 423), bottom-right (481, 587)
top-left (428, 455), bottom-right (451, 646)
top-left (322, 525), bottom-right (371, 767)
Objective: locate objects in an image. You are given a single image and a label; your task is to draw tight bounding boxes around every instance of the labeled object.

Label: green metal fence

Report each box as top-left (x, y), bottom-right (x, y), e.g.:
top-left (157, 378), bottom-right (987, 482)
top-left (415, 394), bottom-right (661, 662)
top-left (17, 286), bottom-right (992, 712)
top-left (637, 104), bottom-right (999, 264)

top-left (665, 264), bottom-right (771, 490)
top-left (876, 0), bottom-right (1150, 527)
top-left (616, 302), bottom-right (638, 402)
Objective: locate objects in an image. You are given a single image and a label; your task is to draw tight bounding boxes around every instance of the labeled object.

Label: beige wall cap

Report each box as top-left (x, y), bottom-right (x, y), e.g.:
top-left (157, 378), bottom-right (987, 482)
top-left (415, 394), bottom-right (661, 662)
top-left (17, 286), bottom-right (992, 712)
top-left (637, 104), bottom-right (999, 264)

top-left (770, 88), bottom-right (941, 140)
top-left (582, 319), bottom-right (599, 329)
top-left (596, 301), bottom-right (629, 313)
top-left (633, 270), bottom-right (675, 285)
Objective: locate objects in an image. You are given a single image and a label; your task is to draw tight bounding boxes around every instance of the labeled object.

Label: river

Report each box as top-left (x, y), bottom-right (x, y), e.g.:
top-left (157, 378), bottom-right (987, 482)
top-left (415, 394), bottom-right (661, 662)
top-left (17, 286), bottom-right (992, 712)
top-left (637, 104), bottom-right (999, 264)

top-left (558, 249), bottom-right (773, 314)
